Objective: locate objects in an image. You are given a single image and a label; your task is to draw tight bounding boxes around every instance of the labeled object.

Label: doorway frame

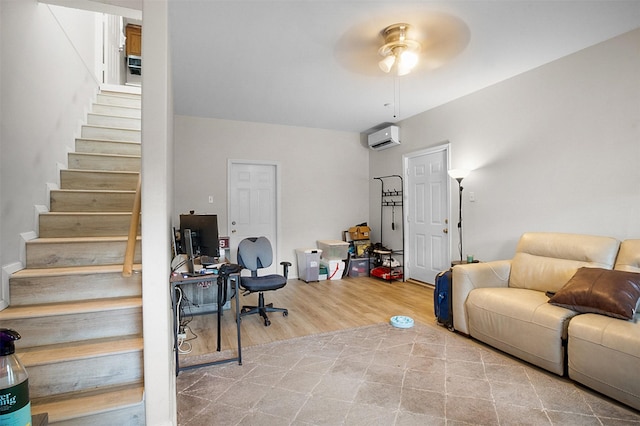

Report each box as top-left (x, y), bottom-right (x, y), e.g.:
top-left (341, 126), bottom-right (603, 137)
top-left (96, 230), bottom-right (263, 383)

top-left (402, 142), bottom-right (451, 282)
top-left (226, 159), bottom-right (282, 265)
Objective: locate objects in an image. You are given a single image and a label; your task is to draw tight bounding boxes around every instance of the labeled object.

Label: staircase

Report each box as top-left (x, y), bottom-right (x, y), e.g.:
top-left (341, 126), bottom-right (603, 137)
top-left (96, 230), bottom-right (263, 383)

top-left (0, 89), bottom-right (145, 425)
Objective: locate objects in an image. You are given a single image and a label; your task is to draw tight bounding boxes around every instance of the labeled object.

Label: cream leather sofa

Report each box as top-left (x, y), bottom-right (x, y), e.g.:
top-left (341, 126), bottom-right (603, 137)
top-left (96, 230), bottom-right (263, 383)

top-left (452, 233), bottom-right (640, 410)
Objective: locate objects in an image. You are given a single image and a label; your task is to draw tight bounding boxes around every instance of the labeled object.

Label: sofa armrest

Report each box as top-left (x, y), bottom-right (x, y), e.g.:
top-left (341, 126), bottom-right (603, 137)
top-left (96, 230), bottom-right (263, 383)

top-left (452, 260), bottom-right (512, 335)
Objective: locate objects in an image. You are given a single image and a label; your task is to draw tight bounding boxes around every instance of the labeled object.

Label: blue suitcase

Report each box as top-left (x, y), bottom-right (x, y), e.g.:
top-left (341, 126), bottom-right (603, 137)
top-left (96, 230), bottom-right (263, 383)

top-left (434, 269), bottom-right (454, 331)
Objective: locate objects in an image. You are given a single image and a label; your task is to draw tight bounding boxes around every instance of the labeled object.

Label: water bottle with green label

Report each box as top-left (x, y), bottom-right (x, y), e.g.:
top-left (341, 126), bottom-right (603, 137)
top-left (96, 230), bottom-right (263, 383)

top-left (0, 329), bottom-right (31, 426)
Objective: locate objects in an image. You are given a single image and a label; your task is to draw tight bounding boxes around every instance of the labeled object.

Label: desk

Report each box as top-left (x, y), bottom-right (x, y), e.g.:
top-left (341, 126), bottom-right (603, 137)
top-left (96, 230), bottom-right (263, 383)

top-left (170, 272), bottom-right (242, 375)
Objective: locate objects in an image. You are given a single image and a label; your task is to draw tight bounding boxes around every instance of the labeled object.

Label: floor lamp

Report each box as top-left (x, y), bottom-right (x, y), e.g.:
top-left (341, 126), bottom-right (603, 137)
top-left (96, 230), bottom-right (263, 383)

top-left (448, 169), bottom-right (470, 263)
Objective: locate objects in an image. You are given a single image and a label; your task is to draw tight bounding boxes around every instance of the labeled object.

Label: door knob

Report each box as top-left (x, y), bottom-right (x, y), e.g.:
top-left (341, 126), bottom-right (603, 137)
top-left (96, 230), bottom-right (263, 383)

top-left (232, 229), bottom-right (236, 233)
top-left (443, 228), bottom-right (448, 234)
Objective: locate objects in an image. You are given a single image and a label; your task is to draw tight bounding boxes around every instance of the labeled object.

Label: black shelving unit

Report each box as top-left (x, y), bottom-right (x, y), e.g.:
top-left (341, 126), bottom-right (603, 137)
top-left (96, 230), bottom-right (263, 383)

top-left (373, 175), bottom-right (404, 281)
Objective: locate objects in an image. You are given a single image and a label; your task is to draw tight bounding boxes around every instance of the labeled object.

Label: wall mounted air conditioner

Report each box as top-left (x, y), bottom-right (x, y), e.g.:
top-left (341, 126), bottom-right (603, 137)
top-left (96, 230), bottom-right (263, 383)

top-left (368, 126), bottom-right (400, 150)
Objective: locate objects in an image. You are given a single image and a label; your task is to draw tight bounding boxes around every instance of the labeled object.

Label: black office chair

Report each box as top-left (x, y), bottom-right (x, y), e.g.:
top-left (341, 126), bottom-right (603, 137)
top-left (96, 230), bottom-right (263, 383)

top-left (237, 237), bottom-right (291, 326)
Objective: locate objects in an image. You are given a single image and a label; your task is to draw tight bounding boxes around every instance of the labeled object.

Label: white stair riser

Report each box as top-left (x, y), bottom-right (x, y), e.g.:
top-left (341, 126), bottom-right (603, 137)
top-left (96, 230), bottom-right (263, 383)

top-left (61, 170), bottom-right (139, 191)
top-left (28, 352), bottom-right (143, 398)
top-left (92, 103), bottom-right (141, 119)
top-left (81, 126), bottom-right (140, 143)
top-left (68, 153), bottom-right (140, 172)
top-left (96, 93), bottom-right (141, 108)
top-left (75, 139), bottom-right (141, 156)
top-left (10, 272), bottom-right (141, 305)
top-left (5, 308), bottom-right (141, 347)
top-left (26, 239), bottom-right (142, 268)
top-left (50, 190), bottom-right (136, 212)
top-left (87, 114), bottom-right (141, 130)
top-left (39, 213), bottom-right (140, 238)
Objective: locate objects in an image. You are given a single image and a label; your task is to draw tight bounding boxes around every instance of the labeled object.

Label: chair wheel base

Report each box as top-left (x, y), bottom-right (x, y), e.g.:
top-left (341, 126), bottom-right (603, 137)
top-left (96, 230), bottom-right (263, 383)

top-left (240, 292), bottom-right (288, 326)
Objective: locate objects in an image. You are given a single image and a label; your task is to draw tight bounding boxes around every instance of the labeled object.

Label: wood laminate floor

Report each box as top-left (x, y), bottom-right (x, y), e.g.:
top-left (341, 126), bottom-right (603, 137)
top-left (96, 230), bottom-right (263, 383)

top-left (178, 276), bottom-right (435, 362)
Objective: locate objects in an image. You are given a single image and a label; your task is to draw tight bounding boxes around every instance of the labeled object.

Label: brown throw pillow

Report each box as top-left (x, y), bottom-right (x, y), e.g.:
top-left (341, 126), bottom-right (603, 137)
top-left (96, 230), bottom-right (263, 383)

top-left (548, 267), bottom-right (640, 320)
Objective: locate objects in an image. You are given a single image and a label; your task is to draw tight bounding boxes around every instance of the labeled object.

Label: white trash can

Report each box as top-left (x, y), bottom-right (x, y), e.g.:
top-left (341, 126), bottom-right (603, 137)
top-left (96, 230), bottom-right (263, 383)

top-left (296, 248), bottom-right (322, 283)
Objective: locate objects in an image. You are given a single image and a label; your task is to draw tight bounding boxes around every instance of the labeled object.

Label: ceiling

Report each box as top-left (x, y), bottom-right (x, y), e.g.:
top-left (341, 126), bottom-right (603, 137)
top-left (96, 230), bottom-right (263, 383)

top-left (169, 2), bottom-right (639, 133)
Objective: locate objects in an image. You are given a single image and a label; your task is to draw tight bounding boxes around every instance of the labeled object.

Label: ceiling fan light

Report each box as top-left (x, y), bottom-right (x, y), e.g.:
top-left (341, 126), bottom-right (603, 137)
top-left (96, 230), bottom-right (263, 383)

top-left (378, 55), bottom-right (396, 73)
top-left (399, 50), bottom-right (419, 70)
top-left (396, 62), bottom-right (412, 76)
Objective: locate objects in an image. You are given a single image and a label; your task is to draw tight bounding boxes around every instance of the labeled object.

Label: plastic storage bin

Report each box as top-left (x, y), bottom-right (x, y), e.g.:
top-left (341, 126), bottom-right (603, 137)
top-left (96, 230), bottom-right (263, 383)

top-left (296, 248), bottom-right (322, 283)
top-left (348, 257), bottom-right (371, 277)
top-left (321, 259), bottom-right (345, 280)
top-left (317, 240), bottom-right (349, 260)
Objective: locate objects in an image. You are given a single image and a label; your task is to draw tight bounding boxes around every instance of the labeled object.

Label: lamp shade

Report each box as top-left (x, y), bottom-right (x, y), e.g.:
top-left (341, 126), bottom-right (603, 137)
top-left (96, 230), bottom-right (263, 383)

top-left (448, 169), bottom-right (470, 181)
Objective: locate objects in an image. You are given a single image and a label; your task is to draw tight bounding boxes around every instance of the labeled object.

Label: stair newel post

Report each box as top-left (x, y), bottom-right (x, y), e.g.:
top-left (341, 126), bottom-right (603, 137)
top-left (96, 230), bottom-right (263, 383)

top-left (123, 173), bottom-right (141, 277)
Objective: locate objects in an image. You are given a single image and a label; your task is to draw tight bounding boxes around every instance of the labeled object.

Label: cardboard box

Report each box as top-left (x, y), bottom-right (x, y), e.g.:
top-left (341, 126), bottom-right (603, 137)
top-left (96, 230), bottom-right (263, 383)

top-left (348, 226), bottom-right (371, 241)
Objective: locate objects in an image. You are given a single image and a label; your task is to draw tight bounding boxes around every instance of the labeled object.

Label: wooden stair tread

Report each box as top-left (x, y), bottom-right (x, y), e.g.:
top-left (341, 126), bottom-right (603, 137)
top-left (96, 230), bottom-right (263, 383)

top-left (11, 264), bottom-right (142, 279)
top-left (0, 297), bottom-right (142, 320)
top-left (76, 137), bottom-right (141, 145)
top-left (31, 382), bottom-right (144, 423)
top-left (43, 211), bottom-right (137, 216)
top-left (41, 212), bottom-right (140, 218)
top-left (20, 336), bottom-right (143, 366)
top-left (63, 169), bottom-right (139, 175)
top-left (70, 152), bottom-right (141, 160)
top-left (51, 189), bottom-right (136, 194)
top-left (100, 90), bottom-right (141, 98)
top-left (29, 236), bottom-right (141, 244)
top-left (94, 101), bottom-right (140, 108)
top-left (83, 124), bottom-right (141, 132)
top-left (88, 111), bottom-right (141, 118)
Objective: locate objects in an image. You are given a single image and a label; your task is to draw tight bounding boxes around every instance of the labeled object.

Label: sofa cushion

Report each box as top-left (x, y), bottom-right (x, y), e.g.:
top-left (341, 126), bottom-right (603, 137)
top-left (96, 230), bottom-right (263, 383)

top-left (568, 313), bottom-right (640, 411)
top-left (615, 239), bottom-right (640, 273)
top-left (467, 287), bottom-right (579, 375)
top-left (548, 267), bottom-right (640, 320)
top-left (509, 232), bottom-right (620, 293)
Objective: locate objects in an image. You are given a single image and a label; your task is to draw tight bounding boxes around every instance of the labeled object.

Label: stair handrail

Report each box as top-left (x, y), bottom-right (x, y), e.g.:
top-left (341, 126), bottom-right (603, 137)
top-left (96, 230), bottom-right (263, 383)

top-left (123, 174), bottom-right (142, 277)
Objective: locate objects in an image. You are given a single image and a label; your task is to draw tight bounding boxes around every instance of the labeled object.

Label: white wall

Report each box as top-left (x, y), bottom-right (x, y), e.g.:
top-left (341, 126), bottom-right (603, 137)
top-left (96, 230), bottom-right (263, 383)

top-left (173, 116), bottom-right (370, 274)
top-left (141, 1), bottom-right (177, 424)
top-left (370, 28), bottom-right (640, 262)
top-left (0, 1), bottom-right (99, 268)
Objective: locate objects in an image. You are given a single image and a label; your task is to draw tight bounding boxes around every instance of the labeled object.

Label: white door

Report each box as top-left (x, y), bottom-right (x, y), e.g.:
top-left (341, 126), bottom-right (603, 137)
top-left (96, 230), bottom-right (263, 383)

top-left (103, 14), bottom-right (123, 85)
top-left (228, 161), bottom-right (278, 274)
top-left (405, 146), bottom-right (449, 284)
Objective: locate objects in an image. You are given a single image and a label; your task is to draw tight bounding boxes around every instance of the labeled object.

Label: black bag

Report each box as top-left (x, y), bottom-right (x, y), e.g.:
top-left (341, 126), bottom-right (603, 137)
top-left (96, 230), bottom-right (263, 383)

top-left (434, 269), bottom-right (454, 331)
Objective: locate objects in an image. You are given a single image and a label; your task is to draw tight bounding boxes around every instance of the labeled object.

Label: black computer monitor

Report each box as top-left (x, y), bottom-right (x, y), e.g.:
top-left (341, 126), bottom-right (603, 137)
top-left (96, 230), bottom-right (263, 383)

top-left (179, 214), bottom-right (219, 263)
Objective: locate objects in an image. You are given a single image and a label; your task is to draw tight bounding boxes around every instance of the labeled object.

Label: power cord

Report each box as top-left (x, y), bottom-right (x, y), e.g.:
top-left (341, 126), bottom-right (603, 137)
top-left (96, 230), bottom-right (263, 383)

top-left (175, 287), bottom-right (193, 354)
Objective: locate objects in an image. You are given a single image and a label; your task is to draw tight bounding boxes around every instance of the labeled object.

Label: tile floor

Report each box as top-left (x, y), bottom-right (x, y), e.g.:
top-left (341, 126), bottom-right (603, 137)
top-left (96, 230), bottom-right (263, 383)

top-left (177, 323), bottom-right (640, 425)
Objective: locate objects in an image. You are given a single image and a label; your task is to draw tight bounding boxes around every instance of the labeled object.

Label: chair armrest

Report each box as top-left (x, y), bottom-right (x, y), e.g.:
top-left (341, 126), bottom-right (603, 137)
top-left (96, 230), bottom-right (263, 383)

top-left (452, 260), bottom-right (511, 335)
top-left (280, 261), bottom-right (292, 279)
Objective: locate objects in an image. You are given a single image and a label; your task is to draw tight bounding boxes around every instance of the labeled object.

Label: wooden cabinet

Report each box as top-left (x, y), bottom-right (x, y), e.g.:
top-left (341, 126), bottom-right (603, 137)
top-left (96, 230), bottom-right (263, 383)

top-left (125, 24), bottom-right (141, 56)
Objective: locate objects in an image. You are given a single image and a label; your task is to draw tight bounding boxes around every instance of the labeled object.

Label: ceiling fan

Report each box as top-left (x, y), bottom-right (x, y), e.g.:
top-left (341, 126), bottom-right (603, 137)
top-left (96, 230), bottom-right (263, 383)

top-left (334, 11), bottom-right (470, 77)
